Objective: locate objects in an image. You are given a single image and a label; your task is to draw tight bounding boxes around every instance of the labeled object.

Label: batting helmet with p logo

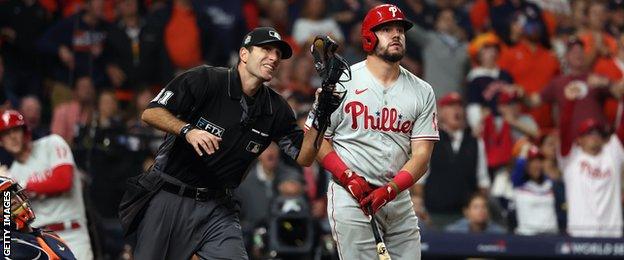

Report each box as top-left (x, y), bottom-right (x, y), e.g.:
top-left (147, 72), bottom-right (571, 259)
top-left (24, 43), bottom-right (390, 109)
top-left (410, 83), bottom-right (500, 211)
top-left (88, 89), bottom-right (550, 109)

top-left (361, 4), bottom-right (413, 53)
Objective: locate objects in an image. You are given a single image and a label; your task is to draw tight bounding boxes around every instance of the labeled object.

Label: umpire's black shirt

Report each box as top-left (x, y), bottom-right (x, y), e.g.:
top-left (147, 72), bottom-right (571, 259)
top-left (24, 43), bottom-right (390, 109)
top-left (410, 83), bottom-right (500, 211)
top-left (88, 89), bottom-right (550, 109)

top-left (147, 65), bottom-right (303, 188)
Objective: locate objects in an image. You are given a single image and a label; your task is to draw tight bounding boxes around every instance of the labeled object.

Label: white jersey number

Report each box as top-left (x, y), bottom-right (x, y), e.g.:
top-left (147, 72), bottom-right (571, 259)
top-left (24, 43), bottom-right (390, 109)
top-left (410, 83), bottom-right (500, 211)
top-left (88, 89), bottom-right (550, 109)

top-left (152, 89), bottom-right (174, 105)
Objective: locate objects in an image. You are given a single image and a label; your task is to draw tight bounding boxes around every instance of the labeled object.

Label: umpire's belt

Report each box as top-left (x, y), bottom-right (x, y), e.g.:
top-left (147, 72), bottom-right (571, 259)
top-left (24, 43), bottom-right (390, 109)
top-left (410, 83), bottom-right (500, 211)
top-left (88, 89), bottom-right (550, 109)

top-left (161, 182), bottom-right (231, 201)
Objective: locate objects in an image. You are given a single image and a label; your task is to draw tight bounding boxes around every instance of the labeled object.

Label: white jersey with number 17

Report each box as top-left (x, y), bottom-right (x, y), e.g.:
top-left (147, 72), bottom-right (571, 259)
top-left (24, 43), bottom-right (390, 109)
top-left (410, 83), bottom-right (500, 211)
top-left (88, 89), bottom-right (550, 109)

top-left (9, 134), bottom-right (86, 227)
top-left (323, 61), bottom-right (439, 186)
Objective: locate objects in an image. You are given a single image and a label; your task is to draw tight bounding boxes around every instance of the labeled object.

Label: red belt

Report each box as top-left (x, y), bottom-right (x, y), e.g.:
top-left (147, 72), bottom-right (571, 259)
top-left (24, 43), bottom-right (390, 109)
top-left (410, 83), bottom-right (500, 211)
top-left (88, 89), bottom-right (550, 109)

top-left (43, 220), bottom-right (81, 232)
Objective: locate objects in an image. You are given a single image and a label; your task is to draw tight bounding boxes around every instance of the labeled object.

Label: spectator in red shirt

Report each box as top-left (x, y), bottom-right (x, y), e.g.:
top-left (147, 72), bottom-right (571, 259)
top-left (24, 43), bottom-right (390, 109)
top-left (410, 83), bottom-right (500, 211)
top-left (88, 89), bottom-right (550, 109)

top-left (523, 38), bottom-right (624, 146)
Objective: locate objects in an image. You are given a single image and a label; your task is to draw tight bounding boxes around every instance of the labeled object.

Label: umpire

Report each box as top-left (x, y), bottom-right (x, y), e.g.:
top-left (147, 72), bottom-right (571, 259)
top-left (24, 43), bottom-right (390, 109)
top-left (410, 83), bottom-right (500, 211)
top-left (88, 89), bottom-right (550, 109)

top-left (119, 27), bottom-right (339, 260)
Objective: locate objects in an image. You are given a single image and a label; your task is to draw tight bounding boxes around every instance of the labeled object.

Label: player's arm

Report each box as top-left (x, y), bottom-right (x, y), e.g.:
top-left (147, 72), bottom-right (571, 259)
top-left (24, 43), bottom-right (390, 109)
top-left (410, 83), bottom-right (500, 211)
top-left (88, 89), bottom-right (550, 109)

top-left (395, 87), bottom-right (438, 188)
top-left (25, 165), bottom-right (73, 197)
top-left (359, 140), bottom-right (434, 215)
top-left (316, 138), bottom-right (372, 206)
top-left (24, 136), bottom-right (74, 197)
top-left (393, 140), bottom-right (435, 191)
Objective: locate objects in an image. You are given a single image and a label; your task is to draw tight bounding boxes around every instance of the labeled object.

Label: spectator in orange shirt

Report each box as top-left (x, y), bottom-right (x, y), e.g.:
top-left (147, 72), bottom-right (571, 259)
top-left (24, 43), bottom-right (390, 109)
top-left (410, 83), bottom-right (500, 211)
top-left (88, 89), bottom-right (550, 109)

top-left (140, 0), bottom-right (221, 85)
top-left (578, 1), bottom-right (617, 67)
top-left (499, 12), bottom-right (559, 129)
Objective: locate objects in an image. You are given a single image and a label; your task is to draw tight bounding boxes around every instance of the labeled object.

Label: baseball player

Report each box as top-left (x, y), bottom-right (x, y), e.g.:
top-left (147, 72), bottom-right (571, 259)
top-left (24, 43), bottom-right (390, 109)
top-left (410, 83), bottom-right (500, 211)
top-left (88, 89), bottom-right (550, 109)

top-left (1, 175), bottom-right (77, 259)
top-left (312, 4), bottom-right (439, 259)
top-left (0, 110), bottom-right (93, 259)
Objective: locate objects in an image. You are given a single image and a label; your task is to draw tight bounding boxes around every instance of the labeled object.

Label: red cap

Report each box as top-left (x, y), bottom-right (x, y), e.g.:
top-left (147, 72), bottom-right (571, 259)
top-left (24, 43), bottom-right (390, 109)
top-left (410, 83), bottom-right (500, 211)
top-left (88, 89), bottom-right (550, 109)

top-left (438, 92), bottom-right (463, 107)
top-left (498, 91), bottom-right (521, 105)
top-left (527, 145), bottom-right (543, 160)
top-left (0, 110), bottom-right (26, 132)
top-left (577, 118), bottom-right (608, 137)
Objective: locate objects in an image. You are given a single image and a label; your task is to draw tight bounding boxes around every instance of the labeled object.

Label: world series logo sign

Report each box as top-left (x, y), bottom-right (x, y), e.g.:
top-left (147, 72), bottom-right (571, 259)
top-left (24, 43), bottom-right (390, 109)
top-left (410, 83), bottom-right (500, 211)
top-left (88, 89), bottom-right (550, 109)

top-left (3, 191), bottom-right (10, 256)
top-left (557, 242), bottom-right (624, 256)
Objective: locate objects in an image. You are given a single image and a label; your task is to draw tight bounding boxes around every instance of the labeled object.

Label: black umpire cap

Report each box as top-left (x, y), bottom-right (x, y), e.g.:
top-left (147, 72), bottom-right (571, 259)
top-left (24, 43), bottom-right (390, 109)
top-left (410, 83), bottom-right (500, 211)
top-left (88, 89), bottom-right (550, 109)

top-left (241, 27), bottom-right (293, 59)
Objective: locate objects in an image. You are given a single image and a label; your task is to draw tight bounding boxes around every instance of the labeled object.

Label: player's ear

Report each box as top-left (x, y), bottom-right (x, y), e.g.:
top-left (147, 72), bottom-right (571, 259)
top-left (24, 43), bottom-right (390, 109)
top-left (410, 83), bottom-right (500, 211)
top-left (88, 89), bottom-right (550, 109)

top-left (239, 47), bottom-right (249, 64)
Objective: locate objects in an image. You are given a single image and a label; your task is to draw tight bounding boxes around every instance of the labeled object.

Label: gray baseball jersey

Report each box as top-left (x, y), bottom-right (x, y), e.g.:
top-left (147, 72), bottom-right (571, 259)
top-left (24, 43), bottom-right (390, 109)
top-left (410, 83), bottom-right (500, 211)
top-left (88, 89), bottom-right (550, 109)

top-left (324, 61), bottom-right (439, 186)
top-left (320, 61), bottom-right (438, 260)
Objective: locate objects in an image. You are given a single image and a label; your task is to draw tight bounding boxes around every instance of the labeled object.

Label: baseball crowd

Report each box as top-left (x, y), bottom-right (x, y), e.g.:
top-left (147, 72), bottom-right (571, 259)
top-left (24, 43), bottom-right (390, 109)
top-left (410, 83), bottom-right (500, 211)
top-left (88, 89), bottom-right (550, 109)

top-left (1, 0), bottom-right (624, 259)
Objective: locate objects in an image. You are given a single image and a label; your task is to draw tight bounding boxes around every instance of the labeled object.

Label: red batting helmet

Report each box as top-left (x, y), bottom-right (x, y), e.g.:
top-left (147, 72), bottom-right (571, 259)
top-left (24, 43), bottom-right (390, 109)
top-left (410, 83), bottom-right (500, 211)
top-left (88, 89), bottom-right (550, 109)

top-left (361, 4), bottom-right (413, 52)
top-left (0, 110), bottom-right (26, 133)
top-left (0, 176), bottom-right (36, 230)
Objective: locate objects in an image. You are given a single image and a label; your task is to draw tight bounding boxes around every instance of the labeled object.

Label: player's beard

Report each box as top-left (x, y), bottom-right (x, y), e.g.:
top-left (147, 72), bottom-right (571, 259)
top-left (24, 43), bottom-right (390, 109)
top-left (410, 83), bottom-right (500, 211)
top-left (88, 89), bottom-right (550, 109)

top-left (375, 44), bottom-right (404, 63)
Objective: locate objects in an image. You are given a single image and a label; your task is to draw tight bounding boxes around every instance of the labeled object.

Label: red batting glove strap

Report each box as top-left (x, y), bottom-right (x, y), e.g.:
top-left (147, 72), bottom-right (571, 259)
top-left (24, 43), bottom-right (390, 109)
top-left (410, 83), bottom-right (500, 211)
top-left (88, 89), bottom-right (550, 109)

top-left (392, 170), bottom-right (415, 192)
top-left (321, 151), bottom-right (350, 185)
top-left (361, 184), bottom-right (397, 215)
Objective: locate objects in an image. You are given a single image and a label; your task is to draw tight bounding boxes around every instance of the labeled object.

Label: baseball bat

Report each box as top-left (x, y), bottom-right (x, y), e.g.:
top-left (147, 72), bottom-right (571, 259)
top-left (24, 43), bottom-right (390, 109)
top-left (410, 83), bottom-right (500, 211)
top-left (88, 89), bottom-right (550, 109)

top-left (368, 206), bottom-right (392, 260)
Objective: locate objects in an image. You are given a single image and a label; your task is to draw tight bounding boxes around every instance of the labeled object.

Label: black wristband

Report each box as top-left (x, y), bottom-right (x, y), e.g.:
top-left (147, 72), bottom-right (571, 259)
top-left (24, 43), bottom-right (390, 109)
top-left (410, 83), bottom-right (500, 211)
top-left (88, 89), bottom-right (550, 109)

top-left (179, 123), bottom-right (194, 138)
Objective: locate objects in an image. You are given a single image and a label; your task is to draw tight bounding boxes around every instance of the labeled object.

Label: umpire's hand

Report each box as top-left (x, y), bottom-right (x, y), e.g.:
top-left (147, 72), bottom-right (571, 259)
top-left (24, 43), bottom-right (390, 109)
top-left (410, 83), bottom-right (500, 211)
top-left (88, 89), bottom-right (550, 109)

top-left (186, 129), bottom-right (222, 156)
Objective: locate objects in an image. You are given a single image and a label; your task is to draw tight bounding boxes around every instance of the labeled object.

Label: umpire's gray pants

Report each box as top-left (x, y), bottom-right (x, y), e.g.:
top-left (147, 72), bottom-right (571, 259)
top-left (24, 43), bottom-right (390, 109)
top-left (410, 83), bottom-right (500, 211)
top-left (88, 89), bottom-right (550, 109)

top-left (133, 174), bottom-right (248, 260)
